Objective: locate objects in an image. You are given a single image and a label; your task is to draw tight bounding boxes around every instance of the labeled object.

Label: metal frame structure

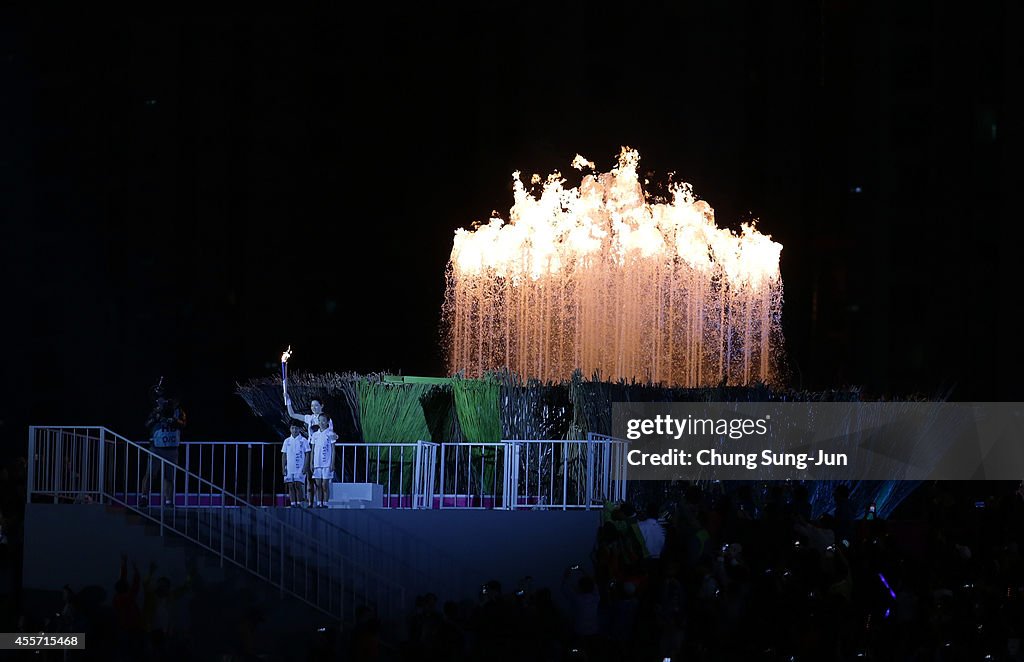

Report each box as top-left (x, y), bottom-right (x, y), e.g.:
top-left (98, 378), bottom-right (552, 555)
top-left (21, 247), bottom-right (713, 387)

top-left (29, 427), bottom-right (629, 513)
top-left (27, 426), bottom-right (407, 623)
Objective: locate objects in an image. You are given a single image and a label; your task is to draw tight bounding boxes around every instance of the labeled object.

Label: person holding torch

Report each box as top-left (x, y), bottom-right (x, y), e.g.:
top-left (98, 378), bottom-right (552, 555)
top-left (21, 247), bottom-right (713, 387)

top-left (281, 347), bottom-right (333, 436)
top-left (281, 347), bottom-right (333, 505)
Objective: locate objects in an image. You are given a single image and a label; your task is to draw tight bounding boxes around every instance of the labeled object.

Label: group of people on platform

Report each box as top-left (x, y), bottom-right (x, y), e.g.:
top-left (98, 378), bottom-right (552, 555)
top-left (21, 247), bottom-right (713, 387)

top-left (143, 377), bottom-right (338, 508)
top-left (281, 387), bottom-right (337, 508)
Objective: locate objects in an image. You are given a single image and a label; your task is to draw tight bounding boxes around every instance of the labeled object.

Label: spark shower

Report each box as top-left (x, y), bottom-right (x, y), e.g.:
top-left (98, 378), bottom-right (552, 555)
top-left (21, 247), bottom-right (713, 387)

top-left (444, 148), bottom-right (784, 387)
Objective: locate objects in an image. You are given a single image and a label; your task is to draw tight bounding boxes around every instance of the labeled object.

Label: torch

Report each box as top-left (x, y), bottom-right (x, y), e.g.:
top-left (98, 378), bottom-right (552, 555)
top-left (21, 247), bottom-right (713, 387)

top-left (281, 346), bottom-right (292, 401)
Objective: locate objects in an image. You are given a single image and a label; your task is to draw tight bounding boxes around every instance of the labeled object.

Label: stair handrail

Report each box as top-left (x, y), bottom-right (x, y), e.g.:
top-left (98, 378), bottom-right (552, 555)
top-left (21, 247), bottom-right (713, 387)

top-left (174, 437), bottom-right (459, 595)
top-left (28, 425), bottom-right (406, 623)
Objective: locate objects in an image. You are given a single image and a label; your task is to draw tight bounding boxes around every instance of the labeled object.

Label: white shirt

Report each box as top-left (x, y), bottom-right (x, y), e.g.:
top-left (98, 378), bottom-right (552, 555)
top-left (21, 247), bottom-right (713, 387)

top-left (304, 413), bottom-right (333, 438)
top-left (311, 429), bottom-right (337, 469)
top-left (638, 518), bottom-right (666, 559)
top-left (281, 434), bottom-right (310, 475)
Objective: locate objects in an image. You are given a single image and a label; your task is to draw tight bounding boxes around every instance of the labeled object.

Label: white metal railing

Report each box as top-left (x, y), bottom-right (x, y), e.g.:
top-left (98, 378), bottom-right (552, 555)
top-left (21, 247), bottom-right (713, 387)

top-left (407, 436), bottom-right (630, 510)
top-left (39, 432), bottom-right (630, 512)
top-left (584, 433), bottom-right (631, 505)
top-left (436, 442), bottom-right (513, 509)
top-left (506, 435), bottom-right (630, 509)
top-left (176, 436), bottom-right (629, 510)
top-left (27, 426), bottom-right (406, 624)
top-left (178, 441), bottom-right (461, 593)
top-left (179, 441), bottom-right (286, 507)
top-left (175, 441), bottom-right (439, 509)
top-left (334, 442), bottom-right (438, 509)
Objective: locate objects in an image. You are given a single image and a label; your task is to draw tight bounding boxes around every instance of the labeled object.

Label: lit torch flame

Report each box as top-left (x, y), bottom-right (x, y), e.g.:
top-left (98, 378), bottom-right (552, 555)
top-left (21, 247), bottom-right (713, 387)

top-left (280, 346), bottom-right (292, 394)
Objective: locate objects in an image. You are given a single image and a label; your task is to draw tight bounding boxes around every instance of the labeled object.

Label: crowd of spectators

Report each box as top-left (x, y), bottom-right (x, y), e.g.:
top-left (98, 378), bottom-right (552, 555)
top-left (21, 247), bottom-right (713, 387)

top-left (7, 477), bottom-right (1024, 660)
top-left (392, 480), bottom-right (1024, 662)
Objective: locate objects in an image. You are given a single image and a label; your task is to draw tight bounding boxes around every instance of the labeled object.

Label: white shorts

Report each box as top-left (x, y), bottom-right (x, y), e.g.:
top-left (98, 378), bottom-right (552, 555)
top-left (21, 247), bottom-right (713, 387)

top-left (312, 468), bottom-right (334, 480)
top-left (284, 473), bottom-right (306, 484)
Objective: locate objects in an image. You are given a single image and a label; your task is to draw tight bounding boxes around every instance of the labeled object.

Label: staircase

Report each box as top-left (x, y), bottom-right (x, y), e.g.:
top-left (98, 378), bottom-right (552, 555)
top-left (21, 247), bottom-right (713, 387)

top-left (27, 426), bottom-right (406, 626)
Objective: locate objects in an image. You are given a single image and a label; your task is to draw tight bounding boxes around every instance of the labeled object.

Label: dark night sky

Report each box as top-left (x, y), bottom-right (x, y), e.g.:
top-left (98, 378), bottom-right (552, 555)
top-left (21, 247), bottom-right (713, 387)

top-left (1, 3), bottom-right (1020, 445)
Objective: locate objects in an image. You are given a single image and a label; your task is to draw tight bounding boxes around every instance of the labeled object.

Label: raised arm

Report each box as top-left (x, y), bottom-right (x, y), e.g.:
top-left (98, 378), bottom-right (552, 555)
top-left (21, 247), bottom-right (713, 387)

top-left (284, 395), bottom-right (307, 425)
